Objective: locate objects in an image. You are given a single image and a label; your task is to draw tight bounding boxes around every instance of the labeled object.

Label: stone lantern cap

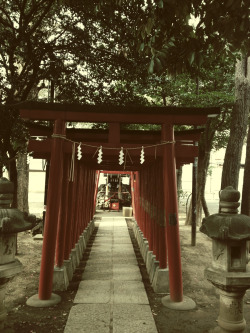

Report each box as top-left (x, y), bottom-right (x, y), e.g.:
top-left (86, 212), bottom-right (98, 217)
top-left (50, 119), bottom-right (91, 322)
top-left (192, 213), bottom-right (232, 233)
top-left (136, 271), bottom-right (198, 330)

top-left (200, 186), bottom-right (250, 241)
top-left (0, 177), bottom-right (35, 234)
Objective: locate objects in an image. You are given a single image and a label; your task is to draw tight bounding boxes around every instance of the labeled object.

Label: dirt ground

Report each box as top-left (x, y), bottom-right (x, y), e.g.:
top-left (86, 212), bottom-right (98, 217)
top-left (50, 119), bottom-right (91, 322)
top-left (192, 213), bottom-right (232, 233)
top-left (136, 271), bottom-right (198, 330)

top-left (3, 212), bottom-right (250, 333)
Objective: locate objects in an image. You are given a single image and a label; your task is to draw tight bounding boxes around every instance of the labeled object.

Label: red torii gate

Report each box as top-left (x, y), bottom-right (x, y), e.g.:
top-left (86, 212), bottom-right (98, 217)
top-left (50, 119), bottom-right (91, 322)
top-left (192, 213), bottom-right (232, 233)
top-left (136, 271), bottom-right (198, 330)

top-left (19, 101), bottom-right (220, 308)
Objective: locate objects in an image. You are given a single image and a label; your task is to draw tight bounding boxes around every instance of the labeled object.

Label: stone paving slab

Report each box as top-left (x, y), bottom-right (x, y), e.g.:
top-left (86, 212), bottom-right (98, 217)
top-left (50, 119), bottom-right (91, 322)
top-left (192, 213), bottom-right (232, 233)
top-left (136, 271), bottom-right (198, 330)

top-left (113, 304), bottom-right (157, 333)
top-left (93, 237), bottom-right (113, 242)
top-left (113, 265), bottom-right (142, 281)
top-left (91, 243), bottom-right (112, 248)
top-left (112, 249), bottom-right (135, 256)
top-left (112, 243), bottom-right (133, 248)
top-left (113, 252), bottom-right (135, 257)
top-left (64, 304), bottom-right (110, 333)
top-left (112, 257), bottom-right (138, 264)
top-left (113, 280), bottom-right (149, 304)
top-left (84, 263), bottom-right (113, 272)
top-left (64, 217), bottom-right (157, 333)
top-left (88, 251), bottom-right (112, 259)
top-left (74, 280), bottom-right (111, 303)
top-left (86, 257), bottom-right (113, 265)
top-left (82, 269), bottom-right (113, 280)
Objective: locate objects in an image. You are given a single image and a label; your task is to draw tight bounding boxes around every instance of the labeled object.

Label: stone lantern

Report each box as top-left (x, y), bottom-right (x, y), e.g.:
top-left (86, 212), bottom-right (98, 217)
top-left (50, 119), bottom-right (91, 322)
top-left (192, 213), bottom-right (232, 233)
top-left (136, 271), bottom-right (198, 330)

top-left (0, 177), bottom-right (35, 330)
top-left (200, 186), bottom-right (250, 333)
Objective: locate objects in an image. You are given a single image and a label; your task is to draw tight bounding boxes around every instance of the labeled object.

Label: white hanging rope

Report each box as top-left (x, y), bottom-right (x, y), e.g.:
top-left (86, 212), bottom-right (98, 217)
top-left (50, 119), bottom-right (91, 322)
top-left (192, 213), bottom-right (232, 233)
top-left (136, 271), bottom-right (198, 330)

top-left (50, 133), bottom-right (175, 151)
top-left (49, 134), bottom-right (175, 167)
top-left (77, 143), bottom-right (82, 160)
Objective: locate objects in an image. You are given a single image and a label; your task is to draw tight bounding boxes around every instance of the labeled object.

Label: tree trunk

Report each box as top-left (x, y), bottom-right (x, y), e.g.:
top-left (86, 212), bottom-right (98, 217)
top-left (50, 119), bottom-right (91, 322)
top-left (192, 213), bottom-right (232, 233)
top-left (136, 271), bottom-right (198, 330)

top-left (185, 119), bottom-right (215, 225)
top-left (221, 56), bottom-right (249, 191)
top-left (8, 158), bottom-right (18, 208)
top-left (240, 57), bottom-right (250, 214)
top-left (241, 124), bottom-right (250, 215)
top-left (197, 149), bottom-right (211, 219)
top-left (16, 152), bottom-right (29, 213)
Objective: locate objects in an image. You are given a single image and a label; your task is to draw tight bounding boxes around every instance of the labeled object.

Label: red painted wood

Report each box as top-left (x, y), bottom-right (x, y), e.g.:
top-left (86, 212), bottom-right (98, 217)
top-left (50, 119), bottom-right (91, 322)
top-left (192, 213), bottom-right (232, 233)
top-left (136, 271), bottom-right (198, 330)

top-left (151, 163), bottom-right (157, 260)
top-left (63, 175), bottom-right (74, 260)
top-left (137, 172), bottom-right (142, 231)
top-left (27, 124), bottom-right (204, 146)
top-left (38, 119), bottom-right (66, 300)
top-left (55, 156), bottom-right (70, 267)
top-left (21, 109), bottom-right (211, 124)
top-left (130, 172), bottom-right (135, 219)
top-left (162, 123), bottom-right (183, 302)
top-left (108, 123), bottom-right (120, 144)
top-left (156, 159), bottom-right (167, 269)
top-left (91, 169), bottom-right (96, 220)
top-left (71, 163), bottom-right (80, 246)
top-left (20, 103), bottom-right (219, 124)
top-left (75, 163), bottom-right (83, 239)
top-left (22, 103), bottom-right (216, 303)
top-left (93, 170), bottom-right (100, 217)
top-left (27, 140), bottom-right (199, 171)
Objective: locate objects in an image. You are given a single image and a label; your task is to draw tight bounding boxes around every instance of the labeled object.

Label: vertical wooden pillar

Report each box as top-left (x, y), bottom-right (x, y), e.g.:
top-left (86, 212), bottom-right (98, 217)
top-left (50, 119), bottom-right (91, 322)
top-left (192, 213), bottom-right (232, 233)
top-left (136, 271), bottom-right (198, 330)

top-left (93, 170), bottom-right (100, 216)
top-left (132, 172), bottom-right (138, 221)
top-left (75, 162), bottom-right (83, 238)
top-left (137, 172), bottom-right (142, 230)
top-left (85, 168), bottom-right (91, 223)
top-left (77, 163), bottom-right (83, 234)
top-left (71, 163), bottom-right (79, 246)
top-left (64, 170), bottom-right (74, 260)
top-left (78, 164), bottom-right (85, 232)
top-left (151, 163), bottom-right (157, 259)
top-left (55, 156), bottom-right (70, 267)
top-left (191, 142), bottom-right (198, 246)
top-left (141, 171), bottom-right (146, 237)
top-left (82, 166), bottom-right (88, 229)
top-left (157, 159), bottom-right (167, 269)
top-left (130, 172), bottom-right (135, 217)
top-left (90, 169), bottom-right (96, 220)
top-left (162, 123), bottom-right (183, 302)
top-left (38, 119), bottom-right (65, 300)
top-left (86, 168), bottom-right (92, 223)
top-left (91, 169), bottom-right (96, 219)
top-left (146, 168), bottom-right (152, 251)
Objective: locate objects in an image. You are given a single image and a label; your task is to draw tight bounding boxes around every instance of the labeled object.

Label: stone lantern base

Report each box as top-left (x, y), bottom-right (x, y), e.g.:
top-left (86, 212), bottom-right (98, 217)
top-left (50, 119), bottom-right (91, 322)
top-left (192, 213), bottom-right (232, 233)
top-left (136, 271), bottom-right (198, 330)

top-left (205, 267), bottom-right (250, 333)
top-left (0, 260), bottom-right (22, 330)
top-left (214, 289), bottom-right (246, 333)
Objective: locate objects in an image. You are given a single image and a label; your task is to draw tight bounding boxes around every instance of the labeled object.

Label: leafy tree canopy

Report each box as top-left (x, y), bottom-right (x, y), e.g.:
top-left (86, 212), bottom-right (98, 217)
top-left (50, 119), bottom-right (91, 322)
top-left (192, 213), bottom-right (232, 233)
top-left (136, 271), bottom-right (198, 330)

top-left (92, 0), bottom-right (249, 74)
top-left (0, 0), bottom-right (245, 169)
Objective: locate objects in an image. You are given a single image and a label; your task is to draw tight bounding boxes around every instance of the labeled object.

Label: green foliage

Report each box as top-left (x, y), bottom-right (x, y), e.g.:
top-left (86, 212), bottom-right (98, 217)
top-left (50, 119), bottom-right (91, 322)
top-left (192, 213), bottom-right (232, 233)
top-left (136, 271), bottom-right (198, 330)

top-left (97, 1), bottom-right (249, 75)
top-left (177, 189), bottom-right (190, 206)
top-left (0, 0), bottom-right (242, 170)
top-left (0, 0), bottom-right (150, 168)
top-left (0, 105), bottom-right (29, 166)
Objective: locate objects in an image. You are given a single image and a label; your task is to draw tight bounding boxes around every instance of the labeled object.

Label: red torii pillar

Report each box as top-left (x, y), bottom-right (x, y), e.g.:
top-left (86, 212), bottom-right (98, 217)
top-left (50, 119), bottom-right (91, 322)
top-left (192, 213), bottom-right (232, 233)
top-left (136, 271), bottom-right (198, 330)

top-left (93, 170), bottom-right (100, 216)
top-left (161, 123), bottom-right (195, 309)
top-left (55, 157), bottom-right (69, 267)
top-left (54, 155), bottom-right (70, 284)
top-left (27, 119), bottom-right (65, 306)
top-left (130, 172), bottom-right (134, 216)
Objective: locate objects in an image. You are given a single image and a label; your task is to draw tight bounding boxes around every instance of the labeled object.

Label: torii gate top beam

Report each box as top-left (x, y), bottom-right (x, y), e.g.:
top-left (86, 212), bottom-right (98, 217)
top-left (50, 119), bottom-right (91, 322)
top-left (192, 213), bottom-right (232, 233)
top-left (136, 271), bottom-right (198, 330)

top-left (19, 101), bottom-right (220, 125)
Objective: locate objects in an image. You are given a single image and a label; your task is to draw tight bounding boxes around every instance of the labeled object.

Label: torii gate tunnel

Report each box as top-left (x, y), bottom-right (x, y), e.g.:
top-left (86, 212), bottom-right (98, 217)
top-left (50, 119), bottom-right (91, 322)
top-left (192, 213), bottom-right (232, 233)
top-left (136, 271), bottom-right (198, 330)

top-left (19, 101), bottom-right (220, 304)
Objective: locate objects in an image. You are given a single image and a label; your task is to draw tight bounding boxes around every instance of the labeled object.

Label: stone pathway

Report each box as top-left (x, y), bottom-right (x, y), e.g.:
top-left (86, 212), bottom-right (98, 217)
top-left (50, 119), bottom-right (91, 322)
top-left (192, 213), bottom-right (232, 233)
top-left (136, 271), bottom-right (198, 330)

top-left (64, 217), bottom-right (158, 333)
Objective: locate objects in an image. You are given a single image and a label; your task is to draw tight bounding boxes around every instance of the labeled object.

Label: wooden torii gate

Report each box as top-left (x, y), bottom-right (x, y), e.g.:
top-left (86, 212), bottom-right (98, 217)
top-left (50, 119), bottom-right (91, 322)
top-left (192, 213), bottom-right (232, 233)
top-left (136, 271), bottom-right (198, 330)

top-left (19, 101), bottom-right (220, 307)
